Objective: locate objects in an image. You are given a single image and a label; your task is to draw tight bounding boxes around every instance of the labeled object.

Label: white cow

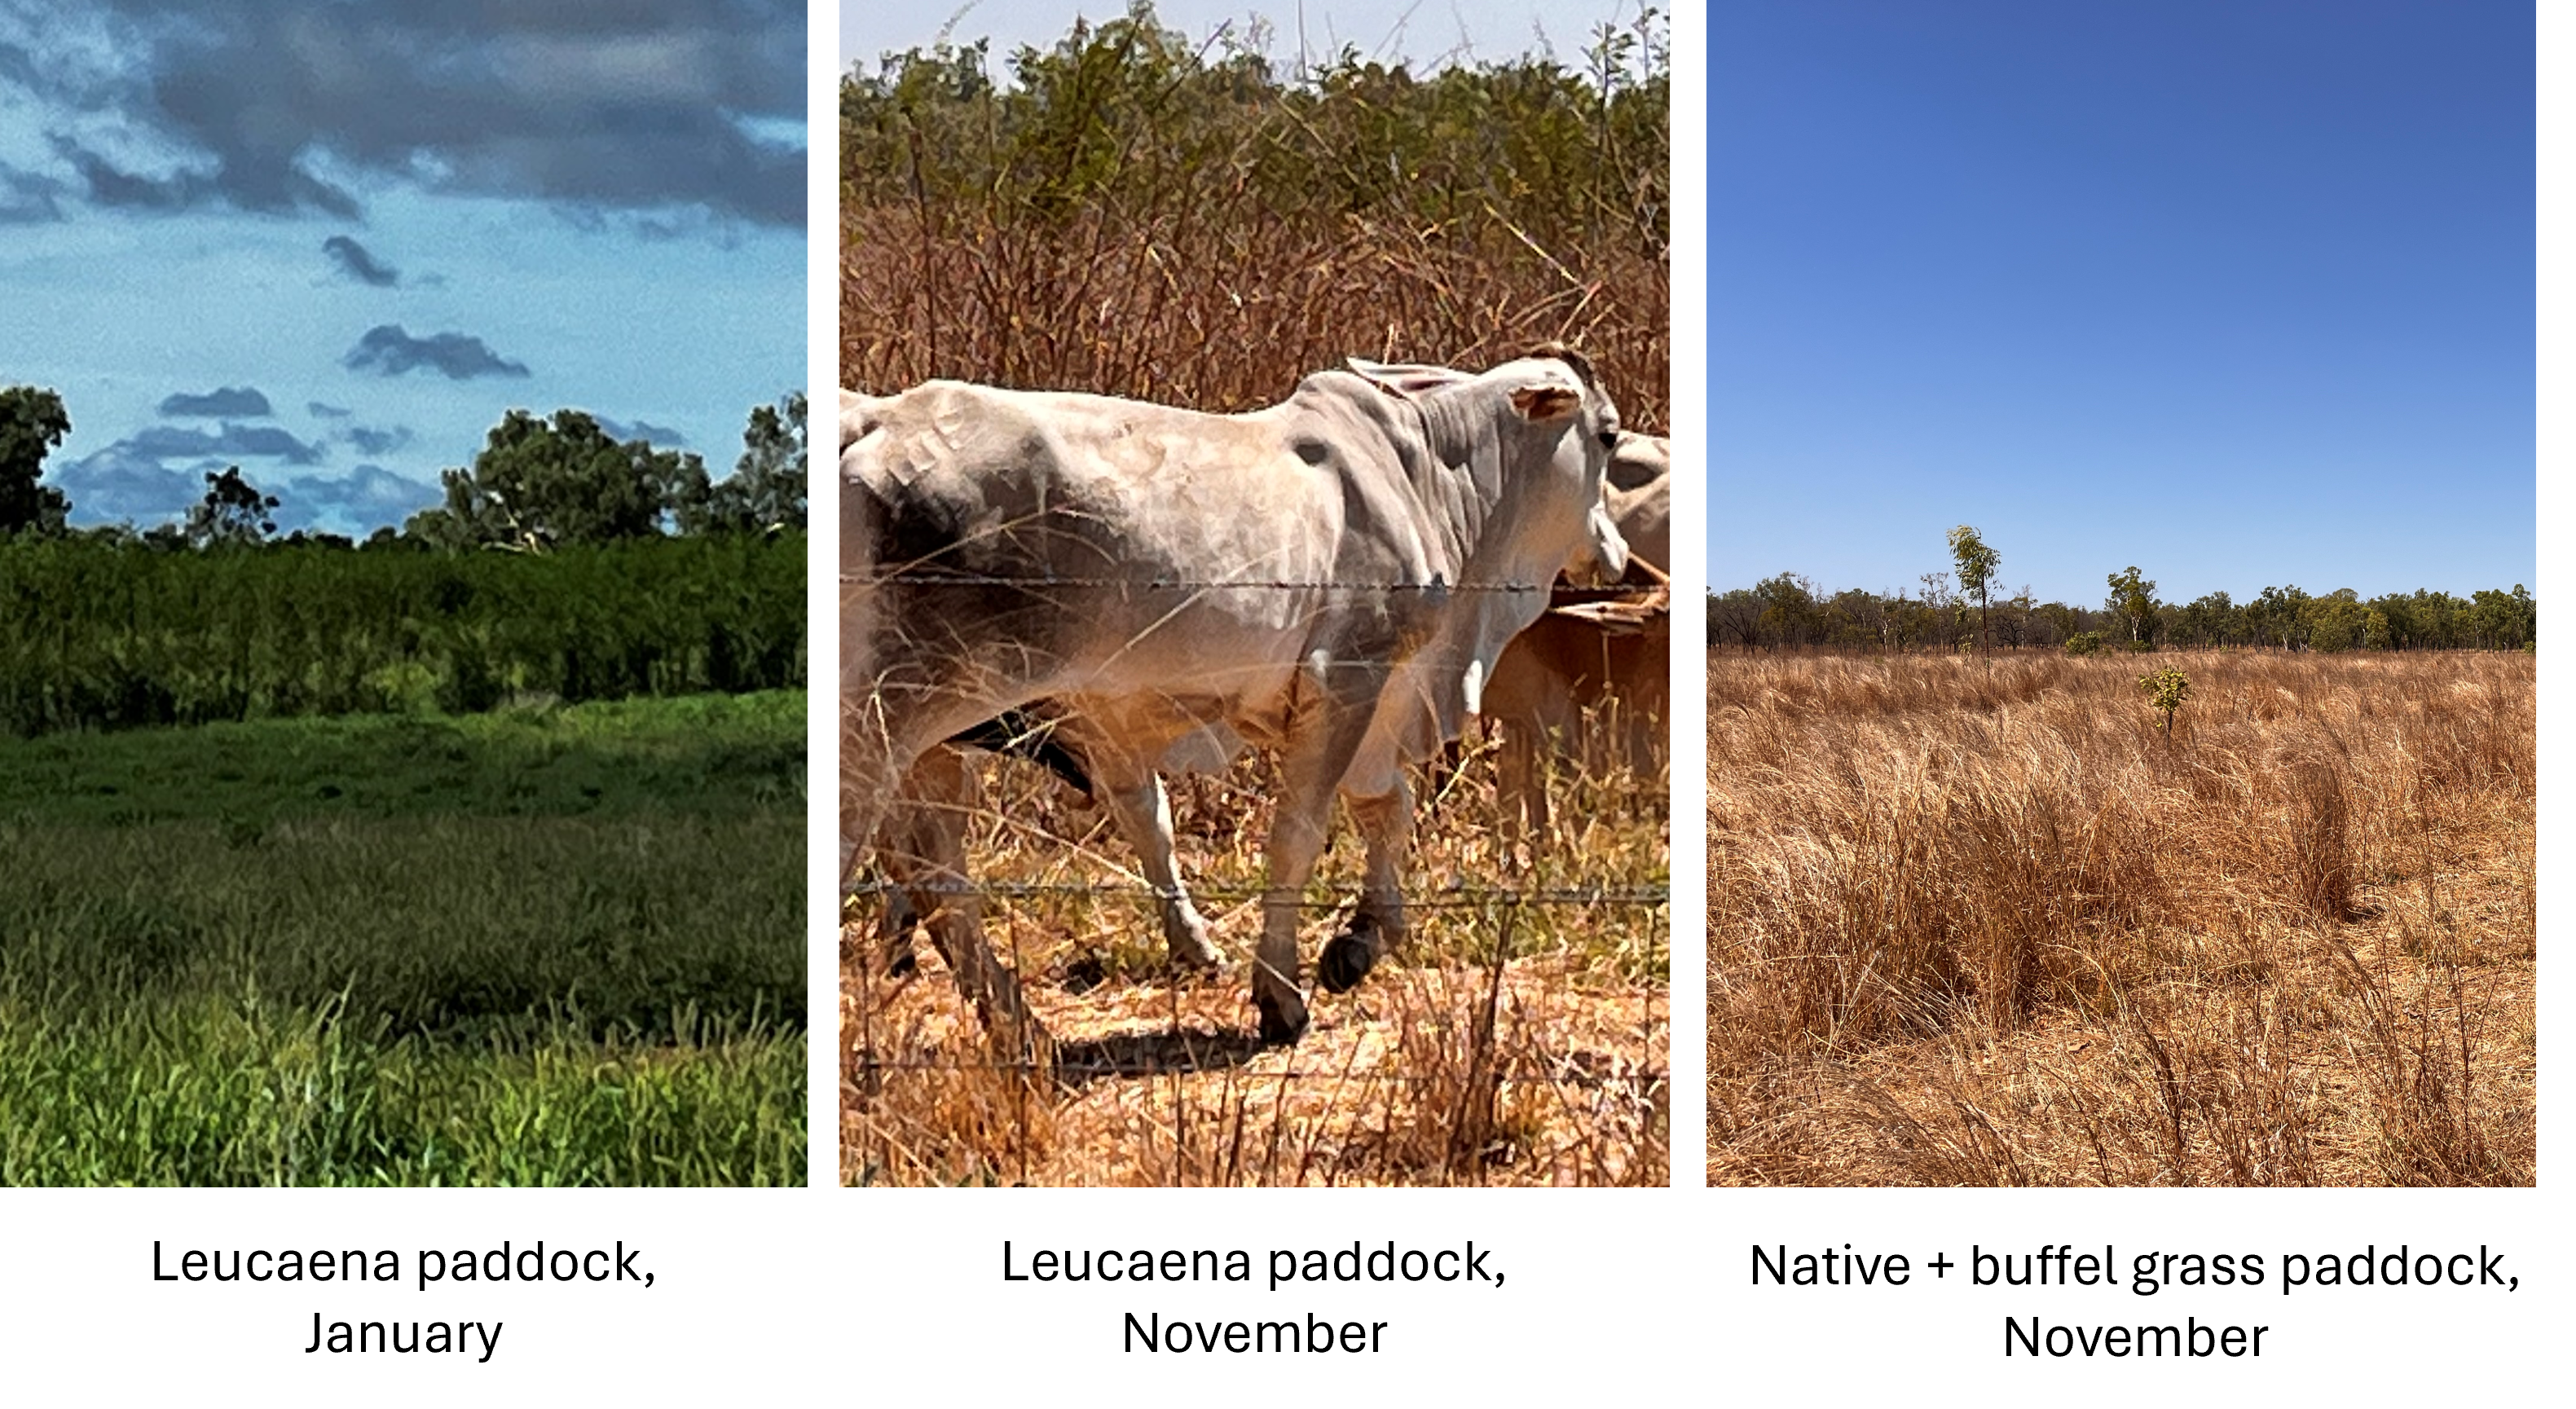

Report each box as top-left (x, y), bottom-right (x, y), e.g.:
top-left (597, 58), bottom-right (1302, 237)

top-left (843, 350), bottom-right (1629, 1047)
top-left (1601, 431), bottom-right (1670, 572)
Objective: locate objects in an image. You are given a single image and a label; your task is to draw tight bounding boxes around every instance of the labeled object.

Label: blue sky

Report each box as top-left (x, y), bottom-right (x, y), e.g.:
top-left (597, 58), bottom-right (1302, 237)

top-left (1, 1), bottom-right (804, 536)
top-left (844, 1), bottom-right (1653, 76)
top-left (1711, 1), bottom-right (2534, 604)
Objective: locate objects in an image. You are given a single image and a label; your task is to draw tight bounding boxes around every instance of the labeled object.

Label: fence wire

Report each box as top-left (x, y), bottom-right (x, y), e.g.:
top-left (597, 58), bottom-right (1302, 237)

top-left (839, 561), bottom-right (1669, 1179)
top-left (847, 880), bottom-right (1667, 907)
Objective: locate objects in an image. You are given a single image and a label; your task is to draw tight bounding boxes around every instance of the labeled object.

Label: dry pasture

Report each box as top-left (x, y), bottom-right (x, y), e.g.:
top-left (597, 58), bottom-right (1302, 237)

top-left (843, 729), bottom-right (1668, 1187)
top-left (842, 24), bottom-right (1671, 1186)
top-left (1706, 649), bottom-right (2534, 1187)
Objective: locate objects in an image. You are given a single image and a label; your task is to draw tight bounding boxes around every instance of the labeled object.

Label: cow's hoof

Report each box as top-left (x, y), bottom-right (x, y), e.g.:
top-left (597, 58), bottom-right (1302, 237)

top-left (1319, 932), bottom-right (1377, 993)
top-left (1257, 992), bottom-right (1310, 1046)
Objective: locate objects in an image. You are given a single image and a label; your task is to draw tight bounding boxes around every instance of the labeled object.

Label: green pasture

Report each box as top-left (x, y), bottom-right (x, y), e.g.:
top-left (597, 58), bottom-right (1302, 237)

top-left (0, 692), bottom-right (805, 1186)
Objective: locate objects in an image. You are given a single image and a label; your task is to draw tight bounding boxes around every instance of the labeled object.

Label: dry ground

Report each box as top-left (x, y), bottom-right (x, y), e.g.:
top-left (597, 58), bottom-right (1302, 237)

top-left (1706, 649), bottom-right (2534, 1187)
top-left (844, 735), bottom-right (1668, 1187)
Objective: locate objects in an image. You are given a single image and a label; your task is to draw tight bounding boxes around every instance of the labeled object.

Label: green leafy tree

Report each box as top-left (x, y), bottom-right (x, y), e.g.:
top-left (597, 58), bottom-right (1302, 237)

top-left (2305, 588), bottom-right (2368, 653)
top-left (2362, 607), bottom-right (2393, 649)
top-left (2106, 566), bottom-right (2159, 645)
top-left (2176, 590), bottom-right (2236, 647)
top-left (0, 385), bottom-right (73, 535)
top-left (1990, 586), bottom-right (2033, 649)
top-left (1946, 525), bottom-right (2000, 649)
top-left (184, 466), bottom-right (279, 547)
top-left (2468, 584), bottom-right (2536, 649)
top-left (2252, 584), bottom-right (2313, 649)
top-left (1752, 571), bottom-right (1817, 649)
top-left (407, 409), bottom-right (707, 549)
top-left (694, 393), bottom-right (808, 535)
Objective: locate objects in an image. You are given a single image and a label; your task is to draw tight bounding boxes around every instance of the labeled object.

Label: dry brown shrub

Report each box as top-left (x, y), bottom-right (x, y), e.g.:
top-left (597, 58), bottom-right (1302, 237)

top-left (1708, 649), bottom-right (2534, 1187)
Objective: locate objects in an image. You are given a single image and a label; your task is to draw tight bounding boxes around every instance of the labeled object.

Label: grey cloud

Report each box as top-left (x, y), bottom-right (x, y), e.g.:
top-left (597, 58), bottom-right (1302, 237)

top-left (343, 424), bottom-right (413, 456)
top-left (341, 324), bottom-right (530, 381)
top-left (56, 440), bottom-right (433, 535)
top-left (24, 2), bottom-right (802, 227)
top-left (157, 385), bottom-right (273, 417)
top-left (273, 463), bottom-right (441, 535)
top-left (597, 416), bottom-right (685, 447)
top-left (0, 163), bottom-right (65, 223)
top-left (54, 444), bottom-right (200, 524)
top-left (125, 421), bottom-right (324, 465)
top-left (50, 134), bottom-right (359, 219)
top-left (322, 234), bottom-right (399, 287)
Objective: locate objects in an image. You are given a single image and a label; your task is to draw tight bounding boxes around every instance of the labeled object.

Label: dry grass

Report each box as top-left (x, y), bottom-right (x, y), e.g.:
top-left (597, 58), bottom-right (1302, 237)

top-left (844, 204), bottom-right (1667, 434)
top-left (844, 724), bottom-right (1667, 1186)
top-left (842, 30), bottom-right (1669, 1185)
top-left (1706, 649), bottom-right (2534, 1187)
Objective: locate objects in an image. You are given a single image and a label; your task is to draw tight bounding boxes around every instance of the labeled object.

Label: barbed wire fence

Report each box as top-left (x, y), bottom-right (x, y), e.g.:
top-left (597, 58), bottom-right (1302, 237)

top-left (843, 878), bottom-right (1671, 1187)
top-left (839, 566), bottom-right (1669, 1185)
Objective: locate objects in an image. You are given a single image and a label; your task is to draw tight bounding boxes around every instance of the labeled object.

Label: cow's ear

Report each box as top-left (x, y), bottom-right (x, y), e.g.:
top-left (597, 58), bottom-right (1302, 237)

top-left (839, 390), bottom-right (883, 450)
top-left (1350, 359), bottom-right (1472, 398)
top-left (1508, 381), bottom-right (1583, 424)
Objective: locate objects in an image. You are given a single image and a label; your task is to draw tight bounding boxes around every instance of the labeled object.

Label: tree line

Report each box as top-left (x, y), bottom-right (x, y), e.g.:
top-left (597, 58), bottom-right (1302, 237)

top-left (0, 385), bottom-right (807, 549)
top-left (1711, 526), bottom-right (2534, 654)
top-left (0, 384), bottom-right (809, 738)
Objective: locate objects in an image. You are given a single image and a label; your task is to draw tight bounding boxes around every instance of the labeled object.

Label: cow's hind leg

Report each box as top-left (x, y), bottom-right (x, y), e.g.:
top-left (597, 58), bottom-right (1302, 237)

top-left (887, 748), bottom-right (1052, 1070)
top-left (1320, 777), bottom-right (1412, 993)
top-left (876, 862), bottom-right (922, 976)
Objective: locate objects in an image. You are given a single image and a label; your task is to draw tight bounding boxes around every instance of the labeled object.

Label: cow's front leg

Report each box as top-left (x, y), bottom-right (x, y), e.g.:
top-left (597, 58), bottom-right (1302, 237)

top-left (1253, 667), bottom-right (1385, 1044)
top-left (1090, 754), bottom-right (1224, 972)
top-left (1320, 776), bottom-right (1412, 993)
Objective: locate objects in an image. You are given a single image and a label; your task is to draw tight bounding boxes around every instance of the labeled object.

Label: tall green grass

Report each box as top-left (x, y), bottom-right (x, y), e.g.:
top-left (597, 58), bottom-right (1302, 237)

top-left (0, 993), bottom-right (800, 1186)
top-left (0, 693), bottom-right (804, 1185)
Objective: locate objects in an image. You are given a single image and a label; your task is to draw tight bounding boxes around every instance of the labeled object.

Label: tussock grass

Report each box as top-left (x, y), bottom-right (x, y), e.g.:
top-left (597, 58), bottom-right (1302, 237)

top-left (1706, 650), bottom-right (2533, 1186)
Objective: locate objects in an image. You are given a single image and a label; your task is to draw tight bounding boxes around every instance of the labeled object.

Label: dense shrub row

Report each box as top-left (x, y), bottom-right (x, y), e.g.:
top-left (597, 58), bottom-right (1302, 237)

top-left (0, 535), bottom-right (804, 737)
top-left (843, 7), bottom-right (1670, 429)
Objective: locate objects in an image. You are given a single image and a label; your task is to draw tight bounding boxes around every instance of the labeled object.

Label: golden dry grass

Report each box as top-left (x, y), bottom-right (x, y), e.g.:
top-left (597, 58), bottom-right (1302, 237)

top-left (839, 33), bottom-right (1671, 1185)
top-left (843, 730), bottom-right (1667, 1186)
top-left (1706, 649), bottom-right (2534, 1187)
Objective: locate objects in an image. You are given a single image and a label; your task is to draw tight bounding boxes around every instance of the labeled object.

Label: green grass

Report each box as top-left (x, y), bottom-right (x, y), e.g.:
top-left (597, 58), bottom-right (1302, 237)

top-left (0, 693), bottom-right (804, 1186)
top-left (0, 690), bottom-right (805, 829)
top-left (0, 993), bottom-right (800, 1186)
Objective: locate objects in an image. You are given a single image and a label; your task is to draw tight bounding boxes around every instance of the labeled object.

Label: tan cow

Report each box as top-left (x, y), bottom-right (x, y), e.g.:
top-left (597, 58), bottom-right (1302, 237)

top-left (1479, 587), bottom-right (1671, 837)
top-left (1480, 431), bottom-right (1671, 836)
top-left (844, 350), bottom-right (1629, 1047)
